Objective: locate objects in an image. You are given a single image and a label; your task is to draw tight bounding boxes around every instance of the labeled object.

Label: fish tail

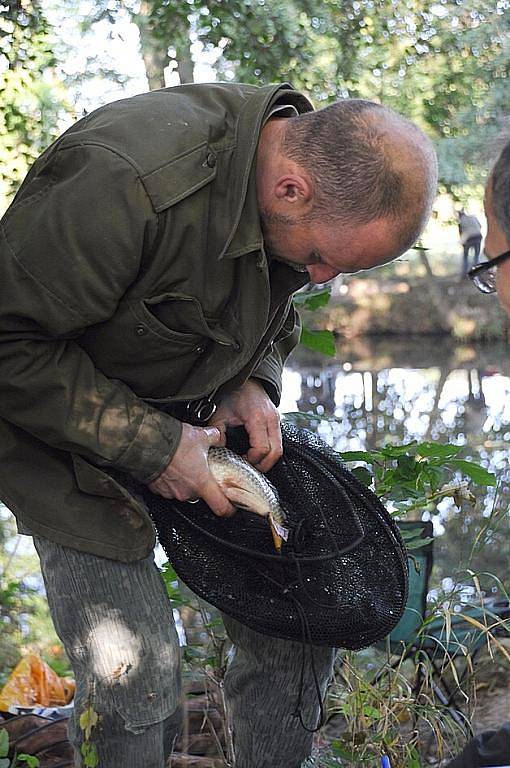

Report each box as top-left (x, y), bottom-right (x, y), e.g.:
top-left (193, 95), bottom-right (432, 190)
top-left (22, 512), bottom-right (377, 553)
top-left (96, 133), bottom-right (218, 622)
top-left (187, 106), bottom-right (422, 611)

top-left (269, 514), bottom-right (289, 553)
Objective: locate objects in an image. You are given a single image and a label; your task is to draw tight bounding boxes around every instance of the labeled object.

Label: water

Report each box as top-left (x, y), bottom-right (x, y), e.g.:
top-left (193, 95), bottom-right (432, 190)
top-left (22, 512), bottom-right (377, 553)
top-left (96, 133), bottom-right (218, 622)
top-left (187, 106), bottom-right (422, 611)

top-left (279, 336), bottom-right (510, 594)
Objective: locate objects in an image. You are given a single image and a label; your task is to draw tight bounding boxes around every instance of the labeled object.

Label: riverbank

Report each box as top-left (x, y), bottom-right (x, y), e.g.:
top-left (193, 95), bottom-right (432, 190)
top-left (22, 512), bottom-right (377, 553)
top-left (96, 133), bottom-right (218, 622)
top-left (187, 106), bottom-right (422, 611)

top-left (303, 276), bottom-right (510, 341)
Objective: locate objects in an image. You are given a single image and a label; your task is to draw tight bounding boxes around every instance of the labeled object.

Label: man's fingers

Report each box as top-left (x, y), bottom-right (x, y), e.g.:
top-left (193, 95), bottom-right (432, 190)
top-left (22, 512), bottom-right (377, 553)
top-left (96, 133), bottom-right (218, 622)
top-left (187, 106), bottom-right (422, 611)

top-left (201, 478), bottom-right (236, 518)
top-left (245, 440), bottom-right (270, 467)
top-left (249, 441), bottom-right (283, 473)
top-left (148, 475), bottom-right (235, 517)
top-left (245, 412), bottom-right (283, 472)
top-left (204, 426), bottom-right (223, 446)
top-left (243, 419), bottom-right (272, 465)
top-left (207, 420), bottom-right (227, 447)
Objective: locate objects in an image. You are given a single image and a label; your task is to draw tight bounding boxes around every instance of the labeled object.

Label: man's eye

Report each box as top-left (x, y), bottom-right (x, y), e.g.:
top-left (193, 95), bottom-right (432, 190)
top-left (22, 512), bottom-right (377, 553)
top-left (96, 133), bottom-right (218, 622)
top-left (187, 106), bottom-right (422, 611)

top-left (310, 251), bottom-right (323, 264)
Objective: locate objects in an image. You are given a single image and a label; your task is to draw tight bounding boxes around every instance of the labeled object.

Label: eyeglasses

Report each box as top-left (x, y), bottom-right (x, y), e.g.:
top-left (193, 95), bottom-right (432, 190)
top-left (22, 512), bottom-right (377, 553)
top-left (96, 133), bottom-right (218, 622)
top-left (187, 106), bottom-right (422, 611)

top-left (468, 249), bottom-right (510, 294)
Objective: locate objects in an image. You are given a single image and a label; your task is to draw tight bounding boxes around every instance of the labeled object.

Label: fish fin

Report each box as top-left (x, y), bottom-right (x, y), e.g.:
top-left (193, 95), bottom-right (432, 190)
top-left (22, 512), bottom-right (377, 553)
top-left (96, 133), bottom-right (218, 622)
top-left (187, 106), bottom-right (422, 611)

top-left (221, 485), bottom-right (267, 516)
top-left (272, 519), bottom-right (289, 542)
top-left (269, 518), bottom-right (289, 553)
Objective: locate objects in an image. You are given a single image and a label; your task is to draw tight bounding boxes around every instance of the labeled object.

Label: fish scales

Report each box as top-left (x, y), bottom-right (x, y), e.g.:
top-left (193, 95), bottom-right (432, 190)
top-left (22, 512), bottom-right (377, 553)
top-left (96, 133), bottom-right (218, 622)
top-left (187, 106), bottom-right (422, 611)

top-left (207, 446), bottom-right (289, 552)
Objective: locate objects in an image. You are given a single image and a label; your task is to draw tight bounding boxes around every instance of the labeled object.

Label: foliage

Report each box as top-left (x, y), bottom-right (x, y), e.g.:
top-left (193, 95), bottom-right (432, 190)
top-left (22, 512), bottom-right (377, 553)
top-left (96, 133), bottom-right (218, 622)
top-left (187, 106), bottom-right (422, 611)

top-left (193, 0), bottom-right (314, 87)
top-left (294, 285), bottom-right (336, 356)
top-left (300, 326), bottom-right (336, 357)
top-left (321, 441), bottom-right (504, 766)
top-left (324, 649), bottom-right (465, 766)
top-left (320, 572), bottom-right (510, 767)
top-left (0, 0), bottom-right (73, 202)
top-left (51, 0), bottom-right (510, 193)
top-left (0, 0), bottom-right (506, 206)
top-left (184, 1), bottom-right (509, 188)
top-left (160, 432), bottom-right (504, 766)
top-left (161, 562), bottom-right (235, 765)
top-left (0, 516), bottom-right (38, 684)
top-left (0, 511), bottom-right (63, 687)
top-left (79, 703), bottom-right (100, 768)
top-left (0, 727), bottom-right (40, 768)
top-left (338, 440), bottom-right (496, 515)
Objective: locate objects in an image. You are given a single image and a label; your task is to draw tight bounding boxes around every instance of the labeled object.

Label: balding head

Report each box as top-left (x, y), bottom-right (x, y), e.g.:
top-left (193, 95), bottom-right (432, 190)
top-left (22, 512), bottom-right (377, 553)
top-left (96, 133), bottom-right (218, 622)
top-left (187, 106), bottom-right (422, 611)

top-left (281, 99), bottom-right (438, 256)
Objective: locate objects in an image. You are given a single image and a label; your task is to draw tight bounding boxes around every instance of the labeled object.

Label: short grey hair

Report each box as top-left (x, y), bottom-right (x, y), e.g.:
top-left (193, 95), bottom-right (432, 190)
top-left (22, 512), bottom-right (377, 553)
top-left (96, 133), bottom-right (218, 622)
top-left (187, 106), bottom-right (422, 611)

top-left (282, 99), bottom-right (437, 254)
top-left (491, 140), bottom-right (510, 242)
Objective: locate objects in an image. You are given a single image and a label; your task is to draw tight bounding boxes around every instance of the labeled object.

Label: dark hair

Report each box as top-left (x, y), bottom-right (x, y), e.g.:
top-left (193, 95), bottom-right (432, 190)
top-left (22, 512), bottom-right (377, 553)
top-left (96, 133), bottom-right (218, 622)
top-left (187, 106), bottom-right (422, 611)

top-left (282, 99), bottom-right (436, 250)
top-left (491, 141), bottom-right (510, 242)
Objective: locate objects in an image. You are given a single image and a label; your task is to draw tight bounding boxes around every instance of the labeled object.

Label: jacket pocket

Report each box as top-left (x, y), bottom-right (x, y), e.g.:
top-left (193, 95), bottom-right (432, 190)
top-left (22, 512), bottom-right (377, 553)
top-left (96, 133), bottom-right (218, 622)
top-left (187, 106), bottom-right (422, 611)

top-left (71, 454), bottom-right (147, 531)
top-left (137, 292), bottom-right (237, 348)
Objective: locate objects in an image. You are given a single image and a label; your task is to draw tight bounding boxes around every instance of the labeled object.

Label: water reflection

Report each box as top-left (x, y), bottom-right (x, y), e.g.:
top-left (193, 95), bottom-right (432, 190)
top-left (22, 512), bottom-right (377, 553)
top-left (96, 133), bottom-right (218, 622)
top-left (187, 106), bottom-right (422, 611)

top-left (279, 338), bottom-right (510, 590)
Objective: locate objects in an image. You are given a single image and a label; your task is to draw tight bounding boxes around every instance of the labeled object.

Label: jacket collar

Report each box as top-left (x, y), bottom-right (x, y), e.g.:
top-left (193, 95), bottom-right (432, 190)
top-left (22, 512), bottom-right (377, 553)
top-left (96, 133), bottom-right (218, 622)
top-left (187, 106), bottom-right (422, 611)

top-left (215, 83), bottom-right (314, 261)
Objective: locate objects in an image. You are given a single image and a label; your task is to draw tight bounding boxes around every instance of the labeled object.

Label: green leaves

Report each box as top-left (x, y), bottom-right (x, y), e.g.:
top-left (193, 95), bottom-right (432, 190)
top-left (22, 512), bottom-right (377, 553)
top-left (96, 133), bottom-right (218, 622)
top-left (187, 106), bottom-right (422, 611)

top-left (79, 704), bottom-right (99, 741)
top-left (331, 738), bottom-right (364, 762)
top-left (300, 326), bottom-right (336, 356)
top-left (79, 704), bottom-right (100, 768)
top-left (415, 442), bottom-right (462, 460)
top-left (351, 466), bottom-right (373, 488)
top-left (293, 286), bottom-right (331, 311)
top-left (17, 756), bottom-right (40, 768)
top-left (80, 742), bottom-right (99, 768)
top-left (338, 450), bottom-right (375, 463)
top-left (0, 729), bottom-right (41, 767)
top-left (295, 287), bottom-right (335, 356)
top-left (448, 459), bottom-right (497, 487)
top-left (161, 562), bottom-right (195, 607)
top-left (337, 439), bottom-right (497, 515)
top-left (0, 729), bottom-right (8, 759)
top-left (0, 1), bottom-right (73, 204)
top-left (400, 528), bottom-right (434, 550)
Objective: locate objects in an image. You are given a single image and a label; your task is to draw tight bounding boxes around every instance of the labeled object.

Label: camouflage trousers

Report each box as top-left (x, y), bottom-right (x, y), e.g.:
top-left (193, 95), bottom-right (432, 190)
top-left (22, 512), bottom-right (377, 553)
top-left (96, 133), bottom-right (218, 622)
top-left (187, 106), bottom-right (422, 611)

top-left (33, 534), bottom-right (335, 768)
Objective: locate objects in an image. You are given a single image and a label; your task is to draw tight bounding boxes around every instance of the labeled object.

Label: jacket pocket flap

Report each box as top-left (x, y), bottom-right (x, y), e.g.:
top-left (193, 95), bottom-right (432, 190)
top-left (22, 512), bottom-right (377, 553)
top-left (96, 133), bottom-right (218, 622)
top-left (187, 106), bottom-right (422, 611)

top-left (141, 142), bottom-right (217, 213)
top-left (71, 455), bottom-right (146, 508)
top-left (140, 293), bottom-right (237, 347)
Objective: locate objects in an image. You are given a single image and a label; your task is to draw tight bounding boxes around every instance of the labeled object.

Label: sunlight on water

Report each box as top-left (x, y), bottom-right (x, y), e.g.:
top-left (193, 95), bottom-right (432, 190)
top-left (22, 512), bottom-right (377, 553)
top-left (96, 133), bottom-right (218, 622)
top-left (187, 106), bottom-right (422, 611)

top-left (279, 339), bottom-right (510, 589)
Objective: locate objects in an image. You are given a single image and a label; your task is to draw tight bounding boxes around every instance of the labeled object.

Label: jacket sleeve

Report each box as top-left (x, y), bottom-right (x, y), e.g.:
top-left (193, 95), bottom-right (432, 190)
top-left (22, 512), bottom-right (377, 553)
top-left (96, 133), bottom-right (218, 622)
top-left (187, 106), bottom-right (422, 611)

top-left (0, 143), bottom-right (181, 483)
top-left (251, 304), bottom-right (302, 406)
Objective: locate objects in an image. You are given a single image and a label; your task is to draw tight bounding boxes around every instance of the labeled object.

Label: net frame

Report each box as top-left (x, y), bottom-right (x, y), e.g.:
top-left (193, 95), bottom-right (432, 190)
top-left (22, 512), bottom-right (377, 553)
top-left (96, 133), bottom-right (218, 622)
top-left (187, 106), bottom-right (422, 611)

top-left (130, 423), bottom-right (409, 650)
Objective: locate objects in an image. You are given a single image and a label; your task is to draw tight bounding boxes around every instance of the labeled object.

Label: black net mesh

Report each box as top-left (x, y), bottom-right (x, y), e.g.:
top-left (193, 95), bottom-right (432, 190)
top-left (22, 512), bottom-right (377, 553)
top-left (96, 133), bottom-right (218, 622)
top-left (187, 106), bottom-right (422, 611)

top-left (116, 422), bottom-right (408, 649)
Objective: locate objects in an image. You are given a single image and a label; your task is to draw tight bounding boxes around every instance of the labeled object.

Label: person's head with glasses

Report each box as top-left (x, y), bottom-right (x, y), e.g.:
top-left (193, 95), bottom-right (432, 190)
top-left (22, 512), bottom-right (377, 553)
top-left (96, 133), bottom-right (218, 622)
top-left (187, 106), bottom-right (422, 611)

top-left (468, 140), bottom-right (510, 313)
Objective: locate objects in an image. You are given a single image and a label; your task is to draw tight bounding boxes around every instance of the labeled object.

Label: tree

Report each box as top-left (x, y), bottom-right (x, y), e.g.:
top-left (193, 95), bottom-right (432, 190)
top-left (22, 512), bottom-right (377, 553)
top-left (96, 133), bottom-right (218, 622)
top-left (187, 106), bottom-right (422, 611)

top-left (3, 0), bottom-right (510, 201)
top-left (99, 0), bottom-right (510, 190)
top-left (0, 0), bottom-right (73, 202)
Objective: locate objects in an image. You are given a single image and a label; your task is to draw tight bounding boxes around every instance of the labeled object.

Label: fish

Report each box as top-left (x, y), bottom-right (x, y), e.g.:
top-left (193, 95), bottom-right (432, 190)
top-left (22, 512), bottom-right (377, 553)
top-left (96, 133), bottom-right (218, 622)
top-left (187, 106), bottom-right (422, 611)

top-left (207, 446), bottom-right (289, 553)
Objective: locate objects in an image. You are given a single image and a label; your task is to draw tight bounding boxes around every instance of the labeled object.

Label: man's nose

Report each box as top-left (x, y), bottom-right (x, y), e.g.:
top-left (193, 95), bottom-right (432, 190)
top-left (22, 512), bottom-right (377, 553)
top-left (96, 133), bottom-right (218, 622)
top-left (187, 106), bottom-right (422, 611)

top-left (307, 265), bottom-right (340, 283)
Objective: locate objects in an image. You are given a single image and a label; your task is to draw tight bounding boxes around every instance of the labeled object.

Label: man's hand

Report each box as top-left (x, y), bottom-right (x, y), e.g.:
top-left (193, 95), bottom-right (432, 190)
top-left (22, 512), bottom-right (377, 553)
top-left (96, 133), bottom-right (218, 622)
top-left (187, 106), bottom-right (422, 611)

top-left (147, 423), bottom-right (235, 517)
top-left (209, 379), bottom-right (282, 473)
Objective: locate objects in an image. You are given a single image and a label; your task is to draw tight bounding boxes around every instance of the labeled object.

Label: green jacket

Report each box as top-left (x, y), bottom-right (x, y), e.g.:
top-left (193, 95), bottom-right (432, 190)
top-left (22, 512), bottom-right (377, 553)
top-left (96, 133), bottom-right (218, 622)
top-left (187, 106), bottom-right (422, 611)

top-left (0, 82), bottom-right (313, 561)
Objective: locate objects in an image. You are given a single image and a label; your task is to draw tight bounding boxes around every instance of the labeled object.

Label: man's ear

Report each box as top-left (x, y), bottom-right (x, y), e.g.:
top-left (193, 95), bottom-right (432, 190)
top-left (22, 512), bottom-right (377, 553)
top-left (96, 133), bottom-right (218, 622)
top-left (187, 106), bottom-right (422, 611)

top-left (274, 172), bottom-right (313, 208)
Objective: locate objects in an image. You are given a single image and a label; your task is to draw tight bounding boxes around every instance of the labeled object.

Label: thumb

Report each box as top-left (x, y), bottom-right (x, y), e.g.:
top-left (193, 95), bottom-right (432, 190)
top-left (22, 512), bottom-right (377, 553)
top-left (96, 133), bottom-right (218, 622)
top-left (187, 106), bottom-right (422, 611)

top-left (203, 426), bottom-right (222, 446)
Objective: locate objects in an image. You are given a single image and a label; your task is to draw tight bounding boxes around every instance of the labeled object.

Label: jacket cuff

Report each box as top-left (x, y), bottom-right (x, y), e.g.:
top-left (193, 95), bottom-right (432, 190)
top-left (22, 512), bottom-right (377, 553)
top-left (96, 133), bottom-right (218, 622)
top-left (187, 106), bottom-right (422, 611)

top-left (113, 406), bottom-right (183, 483)
top-left (251, 353), bottom-right (283, 407)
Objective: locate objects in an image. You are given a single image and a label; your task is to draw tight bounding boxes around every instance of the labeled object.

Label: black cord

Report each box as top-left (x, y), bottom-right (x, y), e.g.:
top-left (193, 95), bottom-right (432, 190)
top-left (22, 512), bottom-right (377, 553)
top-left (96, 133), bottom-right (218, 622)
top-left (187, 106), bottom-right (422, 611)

top-left (248, 563), bottom-right (326, 733)
top-left (9, 718), bottom-right (68, 749)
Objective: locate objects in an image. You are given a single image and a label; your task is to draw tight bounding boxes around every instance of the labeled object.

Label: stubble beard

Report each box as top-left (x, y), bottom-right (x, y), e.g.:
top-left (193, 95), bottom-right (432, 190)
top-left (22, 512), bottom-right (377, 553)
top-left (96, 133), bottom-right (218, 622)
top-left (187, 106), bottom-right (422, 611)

top-left (259, 206), bottom-right (304, 260)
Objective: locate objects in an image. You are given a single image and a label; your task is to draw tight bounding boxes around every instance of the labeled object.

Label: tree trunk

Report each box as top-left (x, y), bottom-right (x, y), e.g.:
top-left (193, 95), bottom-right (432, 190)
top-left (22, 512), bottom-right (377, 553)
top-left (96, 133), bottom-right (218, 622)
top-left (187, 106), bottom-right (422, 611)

top-left (134, 1), bottom-right (194, 87)
top-left (135, 0), bottom-right (168, 90)
top-left (176, 34), bottom-right (194, 84)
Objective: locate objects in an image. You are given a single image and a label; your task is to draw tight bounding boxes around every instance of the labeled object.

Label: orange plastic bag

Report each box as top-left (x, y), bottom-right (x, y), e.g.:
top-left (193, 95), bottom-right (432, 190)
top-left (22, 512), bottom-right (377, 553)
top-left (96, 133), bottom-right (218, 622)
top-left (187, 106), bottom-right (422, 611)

top-left (0, 654), bottom-right (75, 711)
